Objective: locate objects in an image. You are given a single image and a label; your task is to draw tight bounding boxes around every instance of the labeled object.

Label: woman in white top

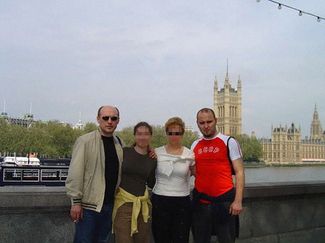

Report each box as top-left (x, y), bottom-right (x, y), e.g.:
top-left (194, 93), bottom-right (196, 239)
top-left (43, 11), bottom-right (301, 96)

top-left (151, 117), bottom-right (194, 243)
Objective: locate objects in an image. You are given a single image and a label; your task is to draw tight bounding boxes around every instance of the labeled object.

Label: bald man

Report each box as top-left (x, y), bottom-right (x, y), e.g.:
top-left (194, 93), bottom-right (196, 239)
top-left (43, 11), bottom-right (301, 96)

top-left (66, 105), bottom-right (123, 243)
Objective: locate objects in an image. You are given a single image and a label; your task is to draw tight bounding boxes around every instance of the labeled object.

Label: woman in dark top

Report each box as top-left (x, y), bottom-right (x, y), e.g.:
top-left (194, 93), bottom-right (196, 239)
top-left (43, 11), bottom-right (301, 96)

top-left (112, 122), bottom-right (157, 243)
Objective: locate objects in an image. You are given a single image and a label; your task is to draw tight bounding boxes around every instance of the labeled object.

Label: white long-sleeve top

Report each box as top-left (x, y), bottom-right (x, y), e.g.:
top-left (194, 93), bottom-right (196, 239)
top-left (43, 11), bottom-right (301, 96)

top-left (152, 146), bottom-right (194, 197)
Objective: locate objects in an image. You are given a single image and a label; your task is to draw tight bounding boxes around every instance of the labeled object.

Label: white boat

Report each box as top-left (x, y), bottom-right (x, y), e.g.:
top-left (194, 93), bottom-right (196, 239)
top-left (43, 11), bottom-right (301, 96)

top-left (1, 156), bottom-right (40, 167)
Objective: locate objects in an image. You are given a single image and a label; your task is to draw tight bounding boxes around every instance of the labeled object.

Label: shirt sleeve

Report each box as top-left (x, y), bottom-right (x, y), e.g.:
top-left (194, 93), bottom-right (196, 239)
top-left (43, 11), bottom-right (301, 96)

top-left (65, 137), bottom-right (86, 205)
top-left (190, 139), bottom-right (199, 151)
top-left (188, 150), bottom-right (195, 166)
top-left (228, 137), bottom-right (243, 161)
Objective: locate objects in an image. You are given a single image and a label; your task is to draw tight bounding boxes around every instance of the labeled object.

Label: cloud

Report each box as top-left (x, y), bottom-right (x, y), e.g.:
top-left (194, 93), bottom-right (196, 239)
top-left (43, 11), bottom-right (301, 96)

top-left (1, 0), bottom-right (325, 137)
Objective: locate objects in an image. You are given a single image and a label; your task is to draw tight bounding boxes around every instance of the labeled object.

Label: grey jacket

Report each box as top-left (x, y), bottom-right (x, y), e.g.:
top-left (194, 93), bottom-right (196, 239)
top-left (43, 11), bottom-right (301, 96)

top-left (65, 129), bottom-right (123, 212)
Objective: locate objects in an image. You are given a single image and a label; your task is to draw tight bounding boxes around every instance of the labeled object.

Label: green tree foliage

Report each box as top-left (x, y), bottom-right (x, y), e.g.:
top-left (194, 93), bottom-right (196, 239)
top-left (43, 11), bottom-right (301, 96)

top-left (151, 126), bottom-right (168, 148)
top-left (83, 122), bottom-right (98, 133)
top-left (116, 127), bottom-right (134, 147)
top-left (182, 130), bottom-right (199, 148)
top-left (0, 119), bottom-right (97, 158)
top-left (116, 125), bottom-right (198, 149)
top-left (236, 134), bottom-right (263, 162)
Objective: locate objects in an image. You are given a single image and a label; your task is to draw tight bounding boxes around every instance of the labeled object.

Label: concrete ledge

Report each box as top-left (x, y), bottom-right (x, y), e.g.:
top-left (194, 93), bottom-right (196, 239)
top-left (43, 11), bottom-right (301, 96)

top-left (244, 180), bottom-right (325, 198)
top-left (0, 186), bottom-right (69, 209)
top-left (0, 182), bottom-right (325, 243)
top-left (2, 181), bottom-right (325, 208)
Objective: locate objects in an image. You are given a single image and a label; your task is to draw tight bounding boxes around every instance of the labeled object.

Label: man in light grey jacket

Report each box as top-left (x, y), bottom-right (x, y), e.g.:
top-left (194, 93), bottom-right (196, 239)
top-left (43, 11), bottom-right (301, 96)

top-left (66, 105), bottom-right (123, 243)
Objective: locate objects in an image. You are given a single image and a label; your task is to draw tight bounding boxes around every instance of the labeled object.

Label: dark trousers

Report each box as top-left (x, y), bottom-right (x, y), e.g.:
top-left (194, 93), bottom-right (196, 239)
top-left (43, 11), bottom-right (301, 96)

top-left (192, 200), bottom-right (236, 243)
top-left (73, 203), bottom-right (113, 243)
top-left (151, 194), bottom-right (191, 243)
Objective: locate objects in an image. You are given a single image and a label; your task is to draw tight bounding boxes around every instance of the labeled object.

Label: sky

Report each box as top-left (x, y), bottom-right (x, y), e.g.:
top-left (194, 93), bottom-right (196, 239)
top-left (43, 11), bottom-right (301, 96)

top-left (1, 0), bottom-right (325, 138)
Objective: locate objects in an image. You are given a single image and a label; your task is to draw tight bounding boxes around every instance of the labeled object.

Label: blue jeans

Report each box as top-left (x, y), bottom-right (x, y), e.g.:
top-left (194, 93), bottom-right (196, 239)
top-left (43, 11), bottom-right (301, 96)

top-left (73, 203), bottom-right (113, 243)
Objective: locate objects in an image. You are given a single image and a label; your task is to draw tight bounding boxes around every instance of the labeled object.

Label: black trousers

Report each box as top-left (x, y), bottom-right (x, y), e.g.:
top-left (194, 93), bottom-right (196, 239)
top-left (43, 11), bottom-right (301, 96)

top-left (191, 189), bottom-right (237, 243)
top-left (151, 193), bottom-right (191, 243)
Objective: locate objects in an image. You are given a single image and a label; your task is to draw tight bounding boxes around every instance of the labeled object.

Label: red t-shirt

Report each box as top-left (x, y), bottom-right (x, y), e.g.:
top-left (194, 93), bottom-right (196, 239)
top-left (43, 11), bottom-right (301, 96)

top-left (192, 134), bottom-right (235, 197)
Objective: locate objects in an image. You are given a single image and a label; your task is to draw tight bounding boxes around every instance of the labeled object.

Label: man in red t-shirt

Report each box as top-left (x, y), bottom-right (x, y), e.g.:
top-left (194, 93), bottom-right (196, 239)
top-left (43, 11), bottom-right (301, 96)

top-left (191, 108), bottom-right (245, 243)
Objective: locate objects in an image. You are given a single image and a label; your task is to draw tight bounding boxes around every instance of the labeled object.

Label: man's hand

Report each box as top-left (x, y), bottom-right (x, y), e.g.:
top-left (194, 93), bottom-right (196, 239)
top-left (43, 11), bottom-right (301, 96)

top-left (148, 147), bottom-right (157, 159)
top-left (70, 204), bottom-right (83, 223)
top-left (189, 165), bottom-right (196, 176)
top-left (229, 200), bottom-right (243, 216)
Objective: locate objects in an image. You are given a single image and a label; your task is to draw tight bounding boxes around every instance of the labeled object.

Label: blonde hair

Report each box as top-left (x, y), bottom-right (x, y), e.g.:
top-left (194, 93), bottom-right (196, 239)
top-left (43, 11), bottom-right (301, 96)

top-left (164, 117), bottom-right (185, 134)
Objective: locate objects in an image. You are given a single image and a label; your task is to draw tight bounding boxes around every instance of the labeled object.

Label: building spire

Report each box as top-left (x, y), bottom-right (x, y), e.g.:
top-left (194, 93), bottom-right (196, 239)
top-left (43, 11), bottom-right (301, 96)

top-left (227, 58), bottom-right (228, 77)
top-left (310, 104), bottom-right (322, 140)
top-left (313, 103), bottom-right (319, 120)
top-left (224, 58), bottom-right (230, 87)
top-left (226, 58), bottom-right (229, 80)
top-left (237, 75), bottom-right (242, 89)
top-left (214, 75), bottom-right (218, 90)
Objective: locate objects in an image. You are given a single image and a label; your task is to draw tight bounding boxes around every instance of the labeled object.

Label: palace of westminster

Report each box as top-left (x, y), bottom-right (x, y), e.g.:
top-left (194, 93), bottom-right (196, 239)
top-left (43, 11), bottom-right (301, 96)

top-left (213, 70), bottom-right (325, 163)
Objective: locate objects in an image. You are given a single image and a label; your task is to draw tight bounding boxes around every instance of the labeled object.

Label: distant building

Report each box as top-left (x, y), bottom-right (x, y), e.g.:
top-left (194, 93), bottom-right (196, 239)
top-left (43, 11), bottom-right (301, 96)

top-left (261, 106), bottom-right (325, 163)
top-left (73, 119), bottom-right (85, 129)
top-left (0, 101), bottom-right (35, 127)
top-left (0, 112), bottom-right (34, 128)
top-left (0, 109), bottom-right (85, 130)
top-left (213, 66), bottom-right (242, 136)
top-left (261, 123), bottom-right (302, 163)
top-left (73, 112), bottom-right (85, 129)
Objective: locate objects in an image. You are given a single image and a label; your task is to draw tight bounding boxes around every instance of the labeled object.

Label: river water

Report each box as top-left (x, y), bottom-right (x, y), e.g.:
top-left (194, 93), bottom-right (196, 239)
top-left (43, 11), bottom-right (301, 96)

top-left (245, 166), bottom-right (325, 183)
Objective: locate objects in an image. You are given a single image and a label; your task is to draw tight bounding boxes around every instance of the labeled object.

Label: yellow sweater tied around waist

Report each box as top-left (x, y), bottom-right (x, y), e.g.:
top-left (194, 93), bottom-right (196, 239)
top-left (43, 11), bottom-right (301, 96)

top-left (112, 187), bottom-right (151, 236)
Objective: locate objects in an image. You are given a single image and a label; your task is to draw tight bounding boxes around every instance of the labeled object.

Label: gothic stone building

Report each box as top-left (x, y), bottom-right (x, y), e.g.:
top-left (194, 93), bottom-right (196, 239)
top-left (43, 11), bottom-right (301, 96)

top-left (261, 105), bottom-right (325, 163)
top-left (213, 70), bottom-right (242, 136)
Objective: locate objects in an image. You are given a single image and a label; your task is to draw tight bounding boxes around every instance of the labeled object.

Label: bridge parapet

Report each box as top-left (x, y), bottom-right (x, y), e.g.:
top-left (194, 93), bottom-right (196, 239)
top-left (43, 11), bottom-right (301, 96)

top-left (1, 182), bottom-right (325, 243)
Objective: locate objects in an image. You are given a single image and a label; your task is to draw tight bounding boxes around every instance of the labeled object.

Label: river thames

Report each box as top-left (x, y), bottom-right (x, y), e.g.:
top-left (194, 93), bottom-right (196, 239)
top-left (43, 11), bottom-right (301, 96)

top-left (245, 165), bottom-right (325, 183)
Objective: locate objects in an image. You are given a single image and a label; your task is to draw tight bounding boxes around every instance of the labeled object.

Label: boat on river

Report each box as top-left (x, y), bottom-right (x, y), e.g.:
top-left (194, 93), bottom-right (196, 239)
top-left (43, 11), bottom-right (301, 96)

top-left (1, 156), bottom-right (40, 167)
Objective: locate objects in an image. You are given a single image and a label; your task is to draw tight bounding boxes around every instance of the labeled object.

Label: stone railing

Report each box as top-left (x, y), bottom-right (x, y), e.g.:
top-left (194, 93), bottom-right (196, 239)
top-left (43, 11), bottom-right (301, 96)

top-left (238, 181), bottom-right (325, 243)
top-left (1, 181), bottom-right (325, 243)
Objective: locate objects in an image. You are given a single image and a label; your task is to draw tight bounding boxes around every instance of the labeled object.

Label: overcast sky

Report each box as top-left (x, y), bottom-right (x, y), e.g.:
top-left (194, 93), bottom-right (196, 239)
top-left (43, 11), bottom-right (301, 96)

top-left (1, 0), bottom-right (325, 137)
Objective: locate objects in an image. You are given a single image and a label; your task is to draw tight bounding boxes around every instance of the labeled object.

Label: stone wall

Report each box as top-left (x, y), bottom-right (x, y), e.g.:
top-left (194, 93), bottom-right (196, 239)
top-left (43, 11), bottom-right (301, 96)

top-left (238, 181), bottom-right (325, 243)
top-left (0, 187), bottom-right (73, 243)
top-left (0, 182), bottom-right (324, 243)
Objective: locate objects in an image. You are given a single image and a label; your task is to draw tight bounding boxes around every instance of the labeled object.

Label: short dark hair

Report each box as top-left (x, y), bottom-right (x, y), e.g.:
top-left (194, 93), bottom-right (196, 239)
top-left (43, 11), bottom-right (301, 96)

top-left (196, 108), bottom-right (216, 121)
top-left (97, 106), bottom-right (120, 117)
top-left (133, 122), bottom-right (153, 135)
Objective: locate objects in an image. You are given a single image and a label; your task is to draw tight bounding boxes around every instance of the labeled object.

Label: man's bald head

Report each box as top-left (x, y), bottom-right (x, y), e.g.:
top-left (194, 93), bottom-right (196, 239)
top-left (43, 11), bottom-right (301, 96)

top-left (97, 105), bottom-right (119, 118)
top-left (96, 105), bottom-right (120, 137)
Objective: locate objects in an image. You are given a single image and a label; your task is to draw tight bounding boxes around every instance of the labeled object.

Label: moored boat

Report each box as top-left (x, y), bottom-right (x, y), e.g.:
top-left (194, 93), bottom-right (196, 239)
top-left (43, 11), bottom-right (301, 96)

top-left (1, 156), bottom-right (40, 167)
